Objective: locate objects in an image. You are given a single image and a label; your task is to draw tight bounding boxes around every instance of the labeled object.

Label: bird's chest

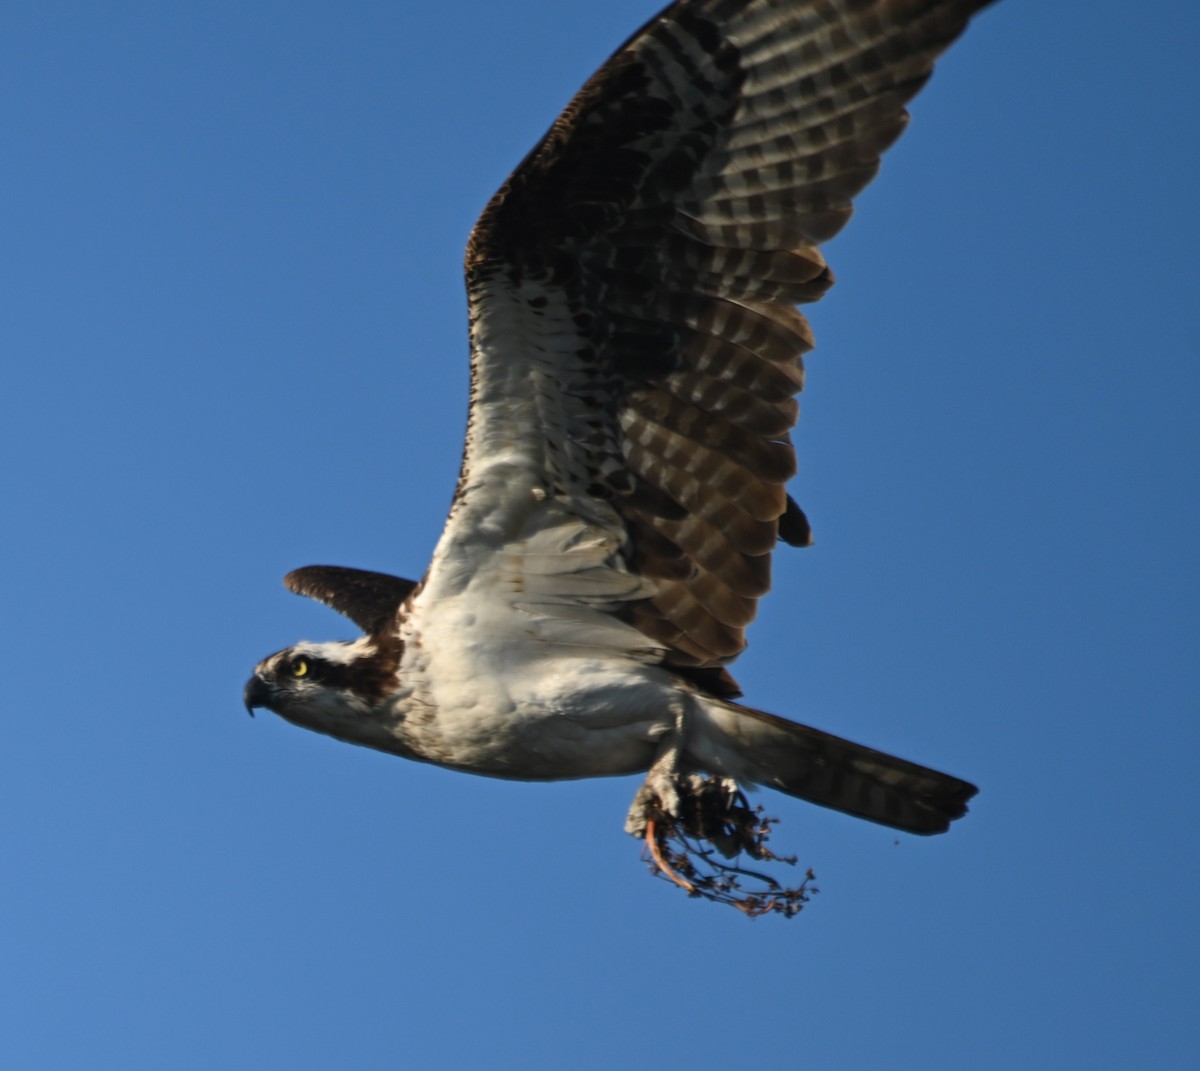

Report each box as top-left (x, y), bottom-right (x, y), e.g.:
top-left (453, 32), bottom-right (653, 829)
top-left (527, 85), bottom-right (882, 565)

top-left (389, 603), bottom-right (671, 780)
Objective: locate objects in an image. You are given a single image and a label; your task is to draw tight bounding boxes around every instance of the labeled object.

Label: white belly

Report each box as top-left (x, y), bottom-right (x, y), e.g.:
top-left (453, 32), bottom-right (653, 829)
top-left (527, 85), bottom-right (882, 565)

top-left (391, 583), bottom-right (676, 780)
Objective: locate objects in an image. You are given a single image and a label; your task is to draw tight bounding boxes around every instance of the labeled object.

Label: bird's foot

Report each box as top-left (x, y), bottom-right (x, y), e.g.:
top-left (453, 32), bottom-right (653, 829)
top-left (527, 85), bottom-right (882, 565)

top-left (628, 772), bottom-right (818, 918)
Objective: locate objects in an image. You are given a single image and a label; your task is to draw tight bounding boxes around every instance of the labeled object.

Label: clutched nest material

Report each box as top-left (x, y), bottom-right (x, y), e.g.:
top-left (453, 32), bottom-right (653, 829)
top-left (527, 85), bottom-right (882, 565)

top-left (640, 774), bottom-right (817, 918)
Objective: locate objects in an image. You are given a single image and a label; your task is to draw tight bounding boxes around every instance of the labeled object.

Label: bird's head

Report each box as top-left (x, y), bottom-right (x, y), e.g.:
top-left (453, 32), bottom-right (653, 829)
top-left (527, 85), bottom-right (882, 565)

top-left (243, 564), bottom-right (418, 744)
top-left (243, 634), bottom-right (416, 758)
top-left (243, 638), bottom-right (385, 722)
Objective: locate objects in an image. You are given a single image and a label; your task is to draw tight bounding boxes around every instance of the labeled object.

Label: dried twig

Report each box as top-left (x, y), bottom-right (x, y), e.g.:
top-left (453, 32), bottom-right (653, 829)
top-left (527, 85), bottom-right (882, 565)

top-left (641, 775), bottom-right (817, 918)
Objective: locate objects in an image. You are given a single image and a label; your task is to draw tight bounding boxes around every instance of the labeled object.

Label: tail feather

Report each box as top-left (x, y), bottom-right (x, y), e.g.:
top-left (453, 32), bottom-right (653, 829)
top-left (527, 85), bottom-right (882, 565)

top-left (700, 701), bottom-right (977, 835)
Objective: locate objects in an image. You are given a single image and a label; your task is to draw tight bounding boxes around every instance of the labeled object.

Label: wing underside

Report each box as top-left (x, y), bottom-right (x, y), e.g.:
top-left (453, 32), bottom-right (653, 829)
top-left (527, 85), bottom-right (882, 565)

top-left (428, 0), bottom-right (993, 678)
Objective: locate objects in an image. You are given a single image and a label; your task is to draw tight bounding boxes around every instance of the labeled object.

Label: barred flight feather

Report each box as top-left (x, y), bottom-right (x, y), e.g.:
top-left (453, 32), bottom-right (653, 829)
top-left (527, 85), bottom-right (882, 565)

top-left (448, 0), bottom-right (993, 678)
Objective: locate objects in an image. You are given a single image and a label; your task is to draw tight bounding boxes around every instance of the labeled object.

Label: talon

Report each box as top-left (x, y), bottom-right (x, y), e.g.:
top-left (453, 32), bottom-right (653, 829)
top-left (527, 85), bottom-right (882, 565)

top-left (644, 816), bottom-right (695, 894)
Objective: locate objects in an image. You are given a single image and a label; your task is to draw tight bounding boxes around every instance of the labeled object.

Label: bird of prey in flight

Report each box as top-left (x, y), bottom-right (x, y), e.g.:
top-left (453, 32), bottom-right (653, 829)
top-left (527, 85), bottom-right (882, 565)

top-left (245, 0), bottom-right (992, 914)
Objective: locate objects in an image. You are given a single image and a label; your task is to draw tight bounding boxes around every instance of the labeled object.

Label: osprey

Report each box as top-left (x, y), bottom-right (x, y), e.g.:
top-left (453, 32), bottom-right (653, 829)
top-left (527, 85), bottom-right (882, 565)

top-left (246, 0), bottom-right (990, 910)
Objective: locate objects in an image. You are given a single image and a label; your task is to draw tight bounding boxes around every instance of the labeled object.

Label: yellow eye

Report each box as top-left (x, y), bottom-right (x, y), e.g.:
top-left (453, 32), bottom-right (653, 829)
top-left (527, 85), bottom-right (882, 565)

top-left (290, 657), bottom-right (309, 678)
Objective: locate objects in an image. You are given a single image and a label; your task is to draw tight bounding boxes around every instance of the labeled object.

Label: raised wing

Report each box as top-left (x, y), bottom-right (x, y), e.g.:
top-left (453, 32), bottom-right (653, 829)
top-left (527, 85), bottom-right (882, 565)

top-left (437, 0), bottom-right (993, 678)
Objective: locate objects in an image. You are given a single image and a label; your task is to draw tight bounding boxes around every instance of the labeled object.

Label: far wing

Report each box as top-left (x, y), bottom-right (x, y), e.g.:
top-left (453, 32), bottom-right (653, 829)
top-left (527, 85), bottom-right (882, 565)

top-left (286, 566), bottom-right (418, 635)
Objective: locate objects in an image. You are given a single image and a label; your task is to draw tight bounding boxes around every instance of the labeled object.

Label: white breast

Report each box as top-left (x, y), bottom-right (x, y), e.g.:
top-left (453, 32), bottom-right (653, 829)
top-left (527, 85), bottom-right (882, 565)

top-left (394, 500), bottom-right (676, 778)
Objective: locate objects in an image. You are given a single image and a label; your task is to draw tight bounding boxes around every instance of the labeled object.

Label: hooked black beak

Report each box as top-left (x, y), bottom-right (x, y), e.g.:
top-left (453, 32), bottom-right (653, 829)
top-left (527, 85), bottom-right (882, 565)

top-left (243, 675), bottom-right (273, 717)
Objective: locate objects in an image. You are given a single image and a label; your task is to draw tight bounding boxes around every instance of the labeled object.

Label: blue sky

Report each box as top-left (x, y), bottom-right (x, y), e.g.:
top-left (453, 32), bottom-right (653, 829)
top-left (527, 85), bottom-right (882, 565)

top-left (3, 1), bottom-right (1197, 1067)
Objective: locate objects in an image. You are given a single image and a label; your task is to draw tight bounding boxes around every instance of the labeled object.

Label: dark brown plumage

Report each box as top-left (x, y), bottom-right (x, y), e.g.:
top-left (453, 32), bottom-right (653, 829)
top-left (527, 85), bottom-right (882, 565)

top-left (284, 566), bottom-right (417, 635)
top-left (467, 0), bottom-right (994, 674)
